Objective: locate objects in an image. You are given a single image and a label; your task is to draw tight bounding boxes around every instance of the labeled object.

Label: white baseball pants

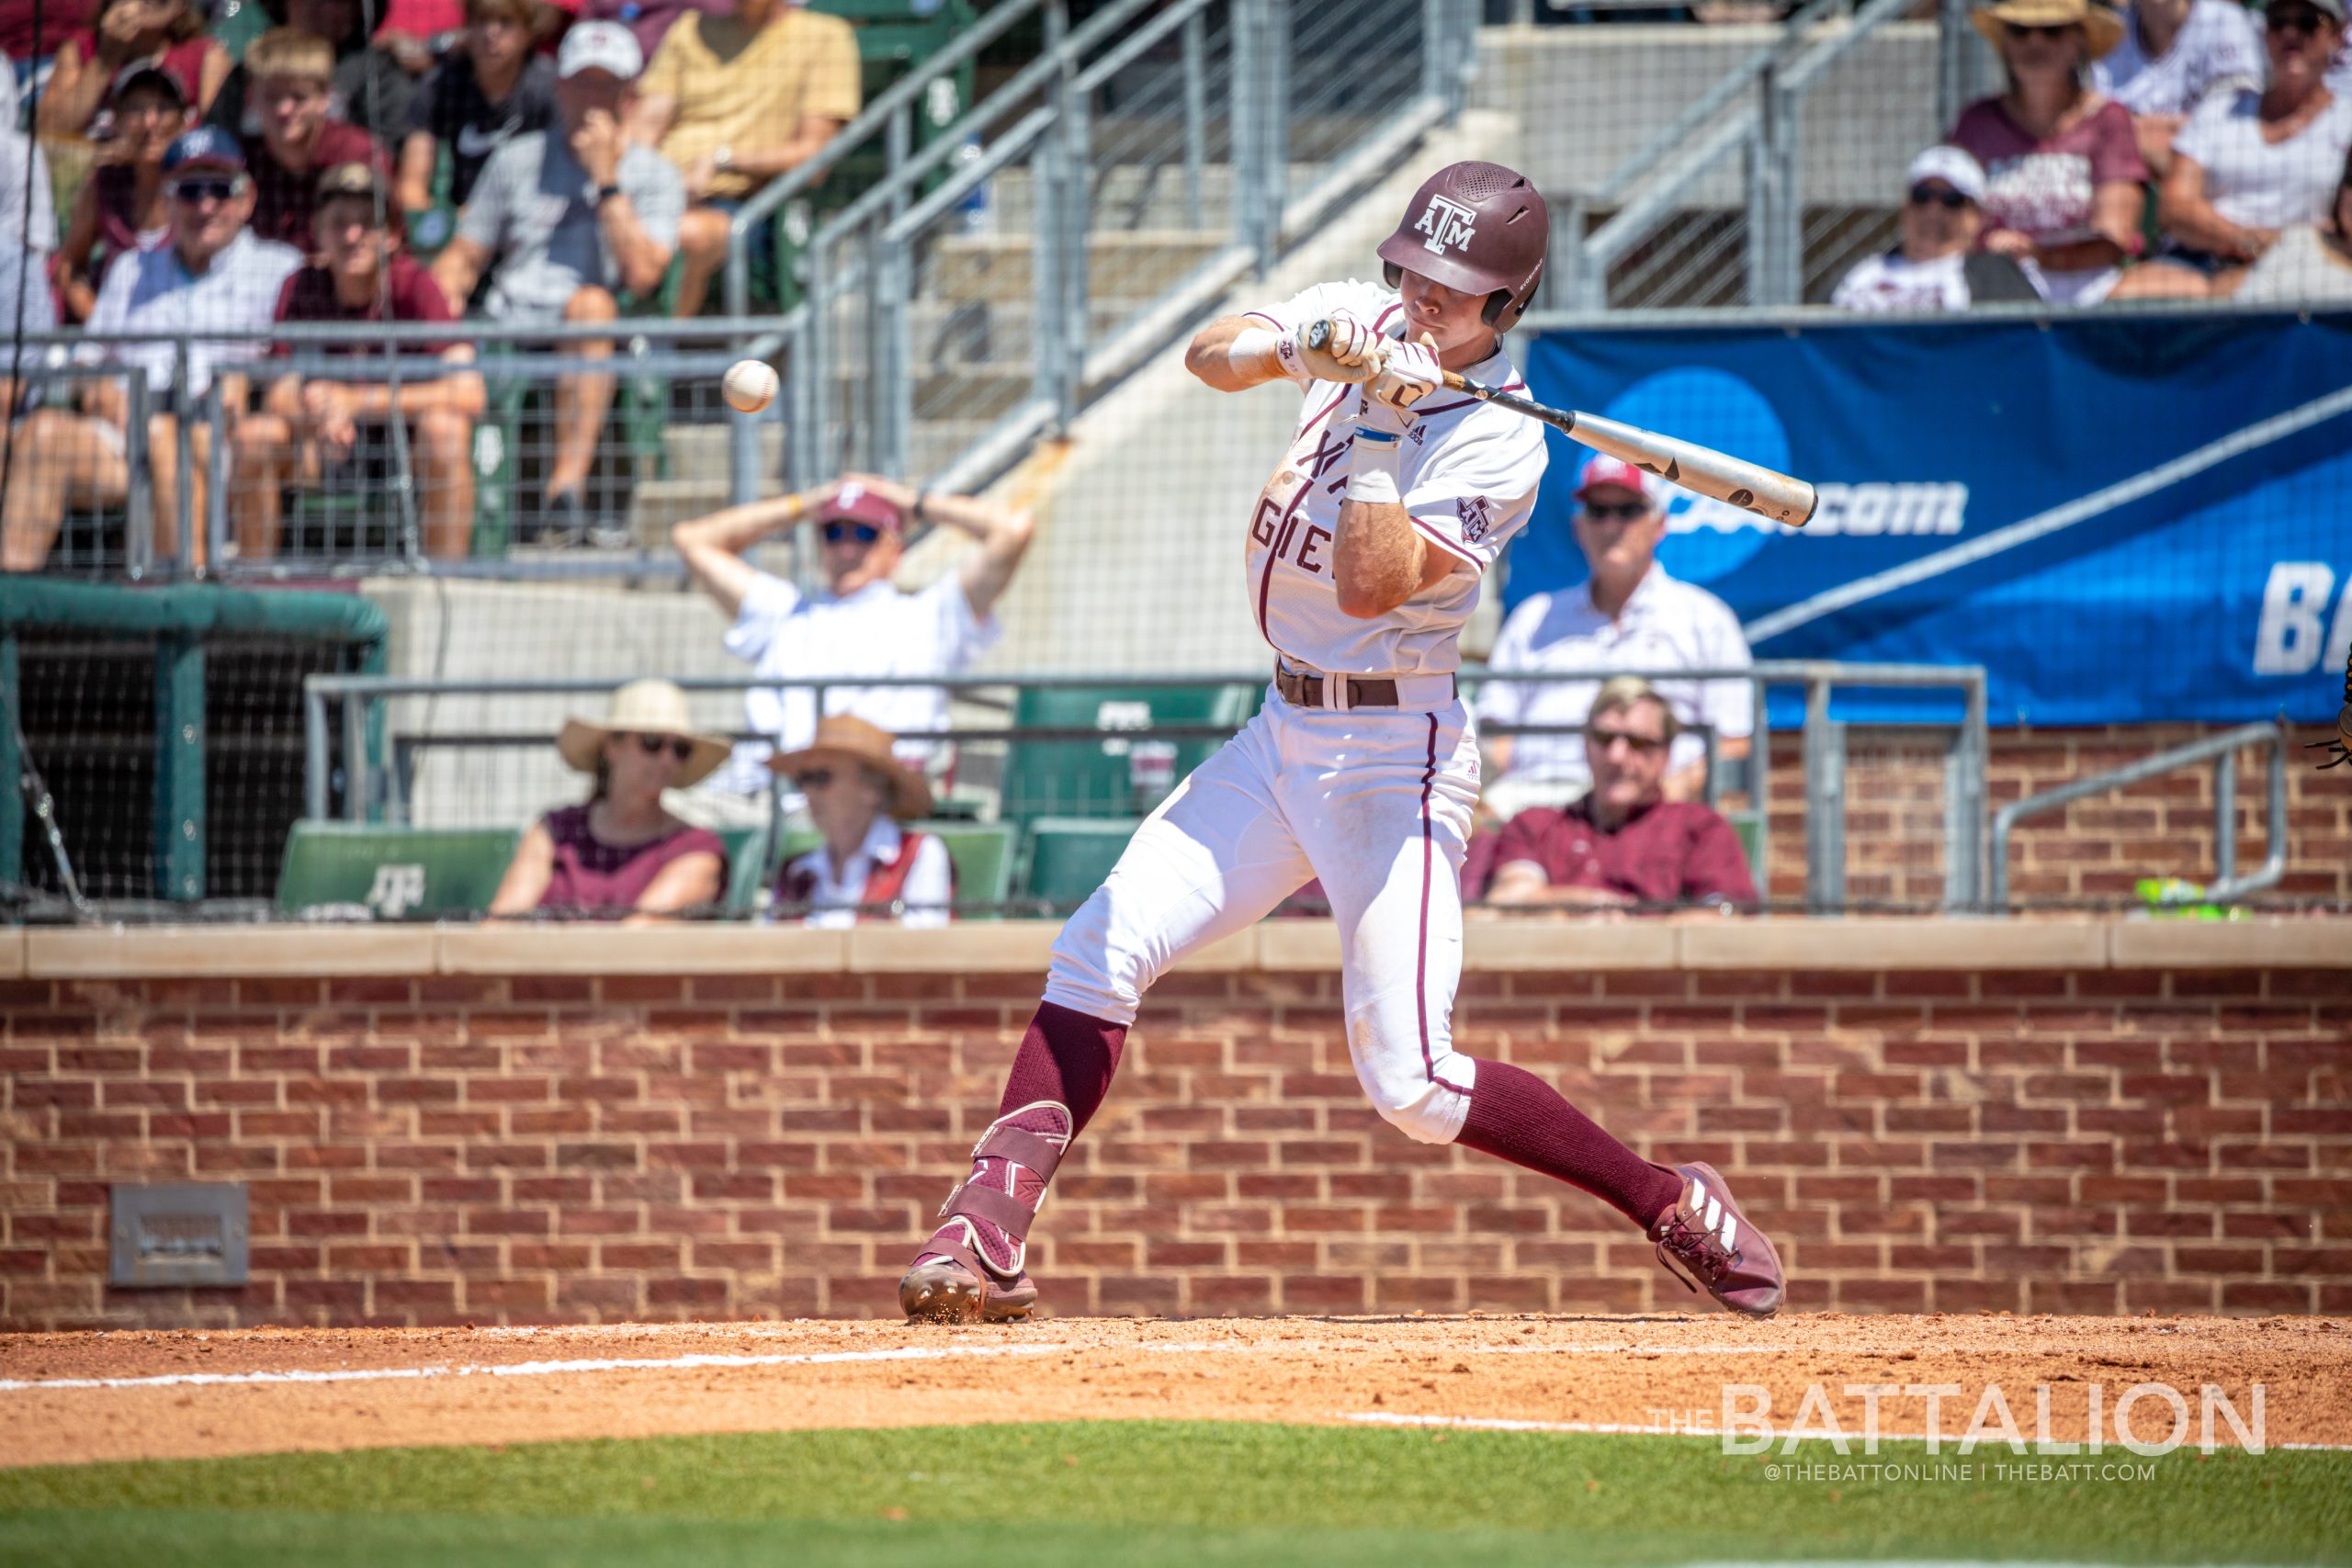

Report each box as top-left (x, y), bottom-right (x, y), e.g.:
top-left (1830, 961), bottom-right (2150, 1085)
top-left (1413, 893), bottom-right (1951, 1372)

top-left (1043, 688), bottom-right (1483, 1145)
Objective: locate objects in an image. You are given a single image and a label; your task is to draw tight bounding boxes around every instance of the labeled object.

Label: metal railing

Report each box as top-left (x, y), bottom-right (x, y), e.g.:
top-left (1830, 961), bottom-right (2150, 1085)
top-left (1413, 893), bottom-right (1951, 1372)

top-left (1987, 720), bottom-right (2294, 911)
top-left (301, 659), bottom-right (1987, 913)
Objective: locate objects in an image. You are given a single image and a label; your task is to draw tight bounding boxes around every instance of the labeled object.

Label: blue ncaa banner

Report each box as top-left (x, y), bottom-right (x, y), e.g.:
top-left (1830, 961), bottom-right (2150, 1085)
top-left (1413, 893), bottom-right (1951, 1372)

top-left (1512, 312), bottom-right (2352, 726)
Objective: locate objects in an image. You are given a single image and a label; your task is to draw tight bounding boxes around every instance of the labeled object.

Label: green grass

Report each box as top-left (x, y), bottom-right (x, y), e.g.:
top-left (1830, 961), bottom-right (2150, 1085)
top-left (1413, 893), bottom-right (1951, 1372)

top-left (2, 1421), bottom-right (2346, 1567)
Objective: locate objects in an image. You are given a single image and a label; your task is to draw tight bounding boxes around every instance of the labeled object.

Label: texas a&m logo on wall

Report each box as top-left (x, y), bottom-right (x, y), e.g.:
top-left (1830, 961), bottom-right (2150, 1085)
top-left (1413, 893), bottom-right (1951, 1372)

top-left (1414, 193), bottom-right (1477, 256)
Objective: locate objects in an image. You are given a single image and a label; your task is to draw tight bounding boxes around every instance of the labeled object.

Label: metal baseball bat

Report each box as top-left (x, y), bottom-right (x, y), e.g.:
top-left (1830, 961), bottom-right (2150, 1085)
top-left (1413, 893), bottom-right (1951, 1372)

top-left (1305, 318), bottom-right (1818, 528)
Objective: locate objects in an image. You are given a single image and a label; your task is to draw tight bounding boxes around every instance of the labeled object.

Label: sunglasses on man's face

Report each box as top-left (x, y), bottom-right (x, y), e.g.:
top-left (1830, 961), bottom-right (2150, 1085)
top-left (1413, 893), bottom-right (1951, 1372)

top-left (170, 177), bottom-right (244, 204)
top-left (1589, 727), bottom-right (1669, 755)
top-left (821, 521), bottom-right (882, 546)
top-left (1580, 501), bottom-right (1650, 523)
top-left (2268, 8), bottom-right (2326, 36)
top-left (2005, 21), bottom-right (2075, 39)
top-left (794, 768), bottom-right (836, 790)
top-left (1908, 184), bottom-right (1971, 209)
top-left (631, 733), bottom-right (695, 761)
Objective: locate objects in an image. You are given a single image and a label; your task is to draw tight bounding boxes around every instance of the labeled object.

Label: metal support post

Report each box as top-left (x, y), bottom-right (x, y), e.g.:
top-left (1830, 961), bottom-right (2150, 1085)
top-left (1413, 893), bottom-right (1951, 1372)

top-left (1803, 680), bottom-right (1847, 913)
top-left (1946, 674), bottom-right (1987, 910)
top-left (1059, 73), bottom-right (1092, 414)
top-left (877, 236), bottom-right (915, 479)
top-left (342, 693), bottom-right (368, 823)
top-left (1231, 0), bottom-right (1282, 270)
top-left (1181, 8), bottom-right (1207, 229)
top-left (153, 634), bottom-right (205, 900)
top-left (173, 345), bottom-right (196, 574)
top-left (1746, 62), bottom-right (1802, 306)
top-left (204, 382), bottom-right (231, 570)
top-left (0, 633), bottom-right (20, 887)
top-left (304, 683), bottom-right (332, 821)
top-left (2214, 748), bottom-right (2236, 887)
top-left (125, 371), bottom-right (153, 581)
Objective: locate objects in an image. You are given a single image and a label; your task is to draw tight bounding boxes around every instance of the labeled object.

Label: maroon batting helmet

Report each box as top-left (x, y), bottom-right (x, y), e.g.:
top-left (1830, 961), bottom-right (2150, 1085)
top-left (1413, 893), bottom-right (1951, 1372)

top-left (1377, 161), bottom-right (1549, 331)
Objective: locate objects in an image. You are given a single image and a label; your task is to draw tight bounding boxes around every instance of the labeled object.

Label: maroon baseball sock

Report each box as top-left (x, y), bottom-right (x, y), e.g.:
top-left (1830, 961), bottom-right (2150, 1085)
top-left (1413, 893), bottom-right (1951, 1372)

top-left (1457, 1058), bottom-right (1684, 1227)
top-left (917, 1002), bottom-right (1128, 1276)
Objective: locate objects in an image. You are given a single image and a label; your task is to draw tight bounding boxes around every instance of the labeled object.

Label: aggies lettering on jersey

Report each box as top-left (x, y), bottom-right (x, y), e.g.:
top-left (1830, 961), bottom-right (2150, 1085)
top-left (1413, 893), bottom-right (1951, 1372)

top-left (1238, 279), bottom-right (1550, 680)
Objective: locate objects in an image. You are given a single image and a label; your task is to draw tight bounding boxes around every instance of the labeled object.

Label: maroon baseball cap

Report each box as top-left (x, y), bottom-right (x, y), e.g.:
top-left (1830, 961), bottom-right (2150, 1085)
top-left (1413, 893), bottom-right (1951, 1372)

top-left (1575, 456), bottom-right (1661, 504)
top-left (821, 481), bottom-right (905, 535)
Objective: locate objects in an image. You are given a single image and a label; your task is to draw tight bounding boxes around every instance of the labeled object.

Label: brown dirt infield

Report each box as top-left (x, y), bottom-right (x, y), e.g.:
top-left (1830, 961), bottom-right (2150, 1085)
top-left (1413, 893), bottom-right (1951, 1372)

top-left (4, 1314), bottom-right (2346, 1470)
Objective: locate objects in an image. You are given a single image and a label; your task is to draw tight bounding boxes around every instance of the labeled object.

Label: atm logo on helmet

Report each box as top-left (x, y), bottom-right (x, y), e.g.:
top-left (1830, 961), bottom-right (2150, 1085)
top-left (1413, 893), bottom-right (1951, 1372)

top-left (1414, 194), bottom-right (1478, 256)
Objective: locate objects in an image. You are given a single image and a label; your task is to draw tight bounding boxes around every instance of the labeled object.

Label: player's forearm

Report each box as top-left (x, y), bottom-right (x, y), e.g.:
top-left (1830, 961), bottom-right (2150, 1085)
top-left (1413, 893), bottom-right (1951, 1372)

top-left (1331, 497), bottom-right (1427, 620)
top-left (1185, 316), bottom-right (1297, 392)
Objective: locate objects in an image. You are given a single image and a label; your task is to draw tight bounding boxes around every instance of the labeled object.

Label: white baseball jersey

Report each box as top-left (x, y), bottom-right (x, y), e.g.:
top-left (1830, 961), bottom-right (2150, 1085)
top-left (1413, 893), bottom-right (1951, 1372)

top-left (2091, 0), bottom-right (2263, 118)
top-left (1239, 279), bottom-right (1548, 677)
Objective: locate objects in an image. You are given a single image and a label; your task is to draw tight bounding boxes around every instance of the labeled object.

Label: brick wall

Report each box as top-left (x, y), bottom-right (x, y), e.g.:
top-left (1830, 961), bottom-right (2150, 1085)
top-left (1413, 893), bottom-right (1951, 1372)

top-left (6, 935), bottom-right (2346, 1329)
top-left (1760, 723), bottom-right (2351, 908)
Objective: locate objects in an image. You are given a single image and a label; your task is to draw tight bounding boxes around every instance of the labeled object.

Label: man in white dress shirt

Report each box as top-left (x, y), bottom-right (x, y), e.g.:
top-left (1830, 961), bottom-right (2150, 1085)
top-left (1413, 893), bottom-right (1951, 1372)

top-left (1476, 456), bottom-right (1753, 817)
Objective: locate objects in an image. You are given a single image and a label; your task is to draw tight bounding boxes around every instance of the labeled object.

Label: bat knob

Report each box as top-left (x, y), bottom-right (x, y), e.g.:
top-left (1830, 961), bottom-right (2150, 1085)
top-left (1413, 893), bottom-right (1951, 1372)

top-left (1306, 319), bottom-right (1331, 352)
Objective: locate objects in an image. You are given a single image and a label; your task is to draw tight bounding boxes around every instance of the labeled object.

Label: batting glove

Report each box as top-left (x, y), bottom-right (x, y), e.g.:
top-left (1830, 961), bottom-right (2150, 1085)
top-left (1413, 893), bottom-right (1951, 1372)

top-left (1368, 334), bottom-right (1442, 414)
top-left (1289, 312), bottom-right (1381, 384)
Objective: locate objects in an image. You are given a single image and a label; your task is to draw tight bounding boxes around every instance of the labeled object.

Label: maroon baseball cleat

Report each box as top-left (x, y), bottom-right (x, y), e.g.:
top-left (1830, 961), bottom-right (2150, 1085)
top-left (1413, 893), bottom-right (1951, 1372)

top-left (1649, 1161), bottom-right (1784, 1317)
top-left (898, 1224), bottom-right (1040, 1324)
top-left (900, 1101), bottom-right (1070, 1324)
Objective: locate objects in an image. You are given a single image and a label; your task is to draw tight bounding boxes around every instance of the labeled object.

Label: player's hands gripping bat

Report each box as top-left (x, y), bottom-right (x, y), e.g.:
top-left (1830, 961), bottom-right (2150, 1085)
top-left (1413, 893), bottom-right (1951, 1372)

top-left (1292, 311), bottom-right (1382, 383)
top-left (1302, 318), bottom-right (1820, 528)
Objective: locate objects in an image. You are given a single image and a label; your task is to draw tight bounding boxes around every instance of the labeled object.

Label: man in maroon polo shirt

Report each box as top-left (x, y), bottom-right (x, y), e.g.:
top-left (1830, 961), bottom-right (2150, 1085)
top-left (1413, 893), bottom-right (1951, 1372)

top-left (1483, 675), bottom-right (1758, 912)
top-left (230, 161), bottom-right (483, 559)
top-left (243, 26), bottom-right (384, 251)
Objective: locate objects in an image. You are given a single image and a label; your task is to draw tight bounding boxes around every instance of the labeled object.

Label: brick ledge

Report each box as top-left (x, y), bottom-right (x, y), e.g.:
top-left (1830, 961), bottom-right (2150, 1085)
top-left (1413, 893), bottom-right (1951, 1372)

top-left (9, 916), bottom-right (2344, 979)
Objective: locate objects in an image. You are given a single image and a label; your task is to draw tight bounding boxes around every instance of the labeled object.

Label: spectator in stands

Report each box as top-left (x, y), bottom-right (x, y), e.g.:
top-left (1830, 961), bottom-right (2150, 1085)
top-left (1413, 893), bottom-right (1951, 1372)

top-left (4, 2), bottom-right (96, 68)
top-left (396, 0), bottom-right (560, 250)
top-left (671, 472), bottom-right (1035, 827)
top-left (2236, 142), bottom-right (2352, 300)
top-left (55, 62), bottom-right (190, 322)
top-left (430, 20), bottom-right (683, 547)
top-left (769, 715), bottom-right (955, 928)
top-left (1829, 145), bottom-right (2041, 310)
top-left (629, 0), bottom-right (859, 317)
top-left (572, 0), bottom-right (725, 60)
top-left (1476, 457), bottom-right (1751, 819)
top-left (489, 678), bottom-right (729, 920)
top-left (231, 162), bottom-right (482, 560)
top-left (38, 0), bottom-right (228, 137)
top-left (2093, 0), bottom-right (2264, 175)
top-left (243, 28), bottom-right (386, 252)
top-left (3, 129), bottom-right (300, 573)
top-left (0, 69), bottom-right (58, 439)
top-left (2148, 0), bottom-right (2352, 292)
top-left (1481, 678), bottom-right (1758, 915)
top-left (210, 0), bottom-right (415, 149)
top-left (372, 0), bottom-right (467, 79)
top-left (1950, 0), bottom-right (2173, 304)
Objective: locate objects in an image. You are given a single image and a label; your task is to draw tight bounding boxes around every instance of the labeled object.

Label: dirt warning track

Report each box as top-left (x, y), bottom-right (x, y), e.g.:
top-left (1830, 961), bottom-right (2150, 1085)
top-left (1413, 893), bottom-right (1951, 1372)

top-left (5, 1314), bottom-right (2346, 1469)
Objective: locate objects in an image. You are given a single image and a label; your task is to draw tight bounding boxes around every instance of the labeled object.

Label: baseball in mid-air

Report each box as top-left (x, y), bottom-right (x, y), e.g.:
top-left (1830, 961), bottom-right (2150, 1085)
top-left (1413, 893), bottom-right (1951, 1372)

top-left (722, 359), bottom-right (779, 414)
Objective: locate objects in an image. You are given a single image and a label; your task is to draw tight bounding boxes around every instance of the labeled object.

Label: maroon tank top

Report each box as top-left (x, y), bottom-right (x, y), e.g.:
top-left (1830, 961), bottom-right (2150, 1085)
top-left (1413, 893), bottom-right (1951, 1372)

top-left (537, 804), bottom-right (725, 915)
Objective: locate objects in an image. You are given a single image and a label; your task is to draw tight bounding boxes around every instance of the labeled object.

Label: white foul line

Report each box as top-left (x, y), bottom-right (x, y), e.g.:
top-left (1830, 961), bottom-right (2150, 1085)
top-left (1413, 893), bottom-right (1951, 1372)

top-left (1744, 379), bottom-right (2352, 645)
top-left (0, 1341), bottom-right (1073, 1393)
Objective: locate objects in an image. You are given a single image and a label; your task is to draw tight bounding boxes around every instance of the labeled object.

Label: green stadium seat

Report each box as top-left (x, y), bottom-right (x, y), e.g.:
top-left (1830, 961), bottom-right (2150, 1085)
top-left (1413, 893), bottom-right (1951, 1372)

top-left (276, 821), bottom-right (520, 920)
top-left (1000, 683), bottom-right (1260, 828)
top-left (1019, 818), bottom-right (1138, 911)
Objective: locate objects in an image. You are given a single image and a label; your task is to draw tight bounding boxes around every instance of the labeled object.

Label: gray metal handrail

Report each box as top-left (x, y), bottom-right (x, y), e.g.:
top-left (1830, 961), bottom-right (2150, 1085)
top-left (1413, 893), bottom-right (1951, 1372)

top-left (1560, 0), bottom-right (1915, 309)
top-left (717, 0), bottom-right (1052, 319)
top-left (304, 659), bottom-right (1985, 913)
top-left (1987, 720), bottom-right (2293, 911)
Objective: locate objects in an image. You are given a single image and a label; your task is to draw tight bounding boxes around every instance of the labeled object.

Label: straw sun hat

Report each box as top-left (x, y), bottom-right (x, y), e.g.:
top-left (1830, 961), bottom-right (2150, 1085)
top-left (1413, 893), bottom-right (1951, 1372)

top-left (1971, 0), bottom-right (2125, 58)
top-left (767, 715), bottom-right (935, 822)
top-left (556, 679), bottom-right (732, 789)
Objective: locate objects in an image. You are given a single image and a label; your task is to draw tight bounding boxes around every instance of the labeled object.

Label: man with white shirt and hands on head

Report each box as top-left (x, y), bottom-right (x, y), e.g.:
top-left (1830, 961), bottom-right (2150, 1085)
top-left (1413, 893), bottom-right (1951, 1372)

top-left (897, 161), bottom-right (1786, 1329)
top-left (670, 470), bottom-right (1035, 827)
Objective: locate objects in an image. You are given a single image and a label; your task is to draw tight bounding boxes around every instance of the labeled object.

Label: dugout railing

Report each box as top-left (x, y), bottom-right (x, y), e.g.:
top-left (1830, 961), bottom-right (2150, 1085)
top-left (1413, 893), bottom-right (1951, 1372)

top-left (294, 661), bottom-right (1988, 917)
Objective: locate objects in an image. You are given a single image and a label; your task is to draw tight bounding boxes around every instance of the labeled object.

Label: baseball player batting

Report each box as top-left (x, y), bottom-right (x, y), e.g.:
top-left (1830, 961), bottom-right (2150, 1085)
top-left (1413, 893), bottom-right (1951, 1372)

top-left (900, 161), bottom-right (1786, 1323)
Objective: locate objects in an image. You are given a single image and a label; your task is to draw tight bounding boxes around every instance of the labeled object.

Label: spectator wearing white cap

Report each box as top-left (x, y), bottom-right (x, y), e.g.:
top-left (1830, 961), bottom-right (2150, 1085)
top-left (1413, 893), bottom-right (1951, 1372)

top-left (1830, 146), bottom-right (2043, 310)
top-left (2093, 0), bottom-right (2265, 175)
top-left (429, 19), bottom-right (684, 546)
top-left (1475, 456), bottom-right (1752, 818)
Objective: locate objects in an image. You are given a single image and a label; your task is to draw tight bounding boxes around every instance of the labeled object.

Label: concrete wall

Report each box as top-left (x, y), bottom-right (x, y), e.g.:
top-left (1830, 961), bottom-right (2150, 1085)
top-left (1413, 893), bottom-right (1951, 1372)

top-left (4, 919), bottom-right (2346, 1330)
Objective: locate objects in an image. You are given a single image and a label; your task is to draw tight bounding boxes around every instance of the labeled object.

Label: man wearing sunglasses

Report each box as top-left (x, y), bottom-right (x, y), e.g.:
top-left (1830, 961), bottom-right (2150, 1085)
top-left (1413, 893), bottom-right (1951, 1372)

top-left (1476, 456), bottom-right (1753, 819)
top-left (1828, 145), bottom-right (2041, 311)
top-left (1482, 678), bottom-right (1757, 914)
top-left (670, 470), bottom-right (1035, 826)
top-left (4, 127), bottom-right (301, 572)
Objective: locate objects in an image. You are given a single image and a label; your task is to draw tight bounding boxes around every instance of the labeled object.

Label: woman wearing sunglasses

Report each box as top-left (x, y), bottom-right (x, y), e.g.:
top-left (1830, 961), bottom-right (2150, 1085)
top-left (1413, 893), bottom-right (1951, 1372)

top-left (1948, 0), bottom-right (2171, 303)
top-left (767, 715), bottom-right (953, 928)
top-left (489, 678), bottom-right (729, 919)
top-left (2152, 0), bottom-right (2352, 292)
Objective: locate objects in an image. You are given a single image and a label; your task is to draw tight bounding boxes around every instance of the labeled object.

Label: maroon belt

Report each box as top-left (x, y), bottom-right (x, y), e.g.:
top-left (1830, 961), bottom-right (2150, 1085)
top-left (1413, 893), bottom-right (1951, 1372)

top-left (1274, 664), bottom-right (1454, 709)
